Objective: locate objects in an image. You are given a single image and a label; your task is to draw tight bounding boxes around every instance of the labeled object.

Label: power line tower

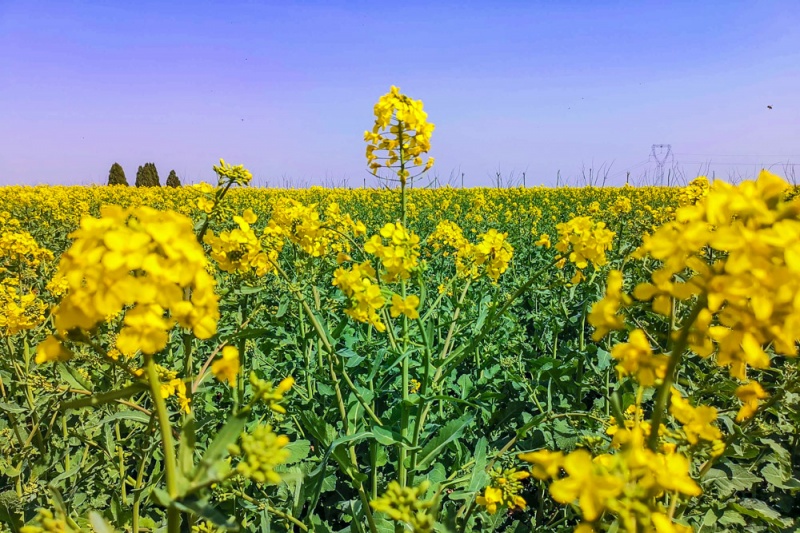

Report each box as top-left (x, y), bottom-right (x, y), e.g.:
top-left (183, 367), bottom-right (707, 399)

top-left (651, 144), bottom-right (673, 186)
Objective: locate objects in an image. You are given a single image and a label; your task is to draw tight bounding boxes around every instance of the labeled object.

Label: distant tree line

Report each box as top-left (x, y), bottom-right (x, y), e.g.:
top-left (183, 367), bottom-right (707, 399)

top-left (107, 162), bottom-right (182, 187)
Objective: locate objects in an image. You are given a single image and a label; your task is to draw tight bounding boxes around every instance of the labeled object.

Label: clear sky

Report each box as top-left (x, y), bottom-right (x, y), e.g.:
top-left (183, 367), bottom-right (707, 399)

top-left (1, 0), bottom-right (799, 187)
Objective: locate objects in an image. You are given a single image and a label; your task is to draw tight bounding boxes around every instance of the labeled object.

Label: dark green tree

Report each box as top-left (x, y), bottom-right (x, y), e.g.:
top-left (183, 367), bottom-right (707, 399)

top-left (135, 162), bottom-right (161, 187)
top-left (107, 162), bottom-right (128, 186)
top-left (166, 170), bottom-right (181, 188)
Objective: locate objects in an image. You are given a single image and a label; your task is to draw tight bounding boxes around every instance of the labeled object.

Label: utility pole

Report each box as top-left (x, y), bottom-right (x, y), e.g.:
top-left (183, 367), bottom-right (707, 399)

top-left (651, 144), bottom-right (672, 186)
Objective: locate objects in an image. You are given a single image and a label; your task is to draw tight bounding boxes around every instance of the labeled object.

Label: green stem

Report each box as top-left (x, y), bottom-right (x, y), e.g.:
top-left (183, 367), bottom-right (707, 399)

top-left (145, 355), bottom-right (181, 533)
top-left (647, 298), bottom-right (705, 451)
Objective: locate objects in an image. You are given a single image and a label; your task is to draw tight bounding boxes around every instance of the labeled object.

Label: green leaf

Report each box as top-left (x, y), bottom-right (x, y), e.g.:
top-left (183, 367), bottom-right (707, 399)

top-left (761, 462), bottom-right (800, 490)
top-left (372, 425), bottom-right (412, 447)
top-left (58, 364), bottom-right (93, 391)
top-left (0, 402), bottom-right (26, 414)
top-left (178, 415), bottom-right (197, 479)
top-left (172, 495), bottom-right (239, 530)
top-left (95, 411), bottom-right (152, 427)
top-left (730, 500), bottom-right (792, 527)
top-left (718, 509), bottom-right (746, 527)
top-left (705, 463), bottom-right (761, 498)
top-left (284, 439), bottom-right (311, 464)
top-left (414, 413), bottom-right (474, 472)
top-left (88, 512), bottom-right (116, 533)
top-left (61, 383), bottom-right (147, 410)
top-left (191, 411), bottom-right (248, 485)
top-left (467, 438), bottom-right (489, 493)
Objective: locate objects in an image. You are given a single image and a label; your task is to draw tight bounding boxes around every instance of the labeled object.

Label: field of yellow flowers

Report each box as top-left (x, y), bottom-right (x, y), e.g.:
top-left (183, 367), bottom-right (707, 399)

top-left (1, 87), bottom-right (799, 533)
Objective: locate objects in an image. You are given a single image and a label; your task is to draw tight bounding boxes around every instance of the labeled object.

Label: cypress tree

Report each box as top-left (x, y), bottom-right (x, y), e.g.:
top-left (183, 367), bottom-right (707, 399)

top-left (108, 162), bottom-right (128, 186)
top-left (135, 162), bottom-right (161, 187)
top-left (145, 162), bottom-right (160, 187)
top-left (166, 170), bottom-right (181, 188)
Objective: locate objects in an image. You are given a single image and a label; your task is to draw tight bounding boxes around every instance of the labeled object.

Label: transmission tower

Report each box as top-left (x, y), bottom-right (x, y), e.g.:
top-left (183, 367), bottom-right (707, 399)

top-left (651, 144), bottom-right (673, 186)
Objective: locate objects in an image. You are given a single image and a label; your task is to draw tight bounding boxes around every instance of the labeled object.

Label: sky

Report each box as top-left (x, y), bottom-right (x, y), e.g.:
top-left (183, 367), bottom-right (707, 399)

top-left (1, 0), bottom-right (799, 187)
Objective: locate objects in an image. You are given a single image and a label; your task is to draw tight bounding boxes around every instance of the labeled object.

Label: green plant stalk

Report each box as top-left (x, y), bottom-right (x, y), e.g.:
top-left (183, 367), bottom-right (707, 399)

top-left (132, 416), bottom-right (156, 533)
top-left (237, 293), bottom-right (249, 406)
top-left (115, 421), bottom-right (127, 502)
top-left (299, 302), bottom-right (314, 398)
top-left (576, 302), bottom-right (587, 404)
top-left (9, 339), bottom-right (45, 452)
top-left (145, 355), bottom-right (181, 533)
top-left (647, 298), bottom-right (705, 451)
top-left (396, 116), bottom-right (411, 488)
top-left (398, 279), bottom-right (410, 487)
top-left (233, 489), bottom-right (310, 531)
top-left (440, 258), bottom-right (560, 378)
top-left (408, 280), bottom-right (470, 479)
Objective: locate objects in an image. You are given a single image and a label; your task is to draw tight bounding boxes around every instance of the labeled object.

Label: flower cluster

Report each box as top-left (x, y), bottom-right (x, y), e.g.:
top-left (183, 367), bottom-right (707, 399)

top-left (333, 261), bottom-right (386, 331)
top-left (249, 374), bottom-right (294, 413)
top-left (266, 198), bottom-right (365, 258)
top-left (0, 280), bottom-right (46, 336)
top-left (555, 216), bottom-right (615, 271)
top-left (588, 270), bottom-right (631, 341)
top-left (20, 507), bottom-right (73, 533)
top-left (521, 428), bottom-right (699, 532)
top-left (370, 480), bottom-right (435, 533)
top-left (471, 229), bottom-right (513, 282)
top-left (229, 425), bottom-right (290, 485)
top-left (428, 221), bottom-right (514, 282)
top-left (0, 230), bottom-right (54, 276)
top-left (36, 206), bottom-right (220, 362)
top-left (365, 222), bottom-right (421, 282)
top-left (134, 364), bottom-right (191, 413)
top-left (204, 209), bottom-right (277, 276)
top-left (213, 158), bottom-right (253, 186)
top-left (611, 196), bottom-right (633, 216)
top-left (476, 467), bottom-right (530, 515)
top-left (677, 176), bottom-right (710, 206)
top-left (365, 85), bottom-right (435, 183)
top-left (634, 171), bottom-right (800, 387)
top-left (211, 345), bottom-right (240, 386)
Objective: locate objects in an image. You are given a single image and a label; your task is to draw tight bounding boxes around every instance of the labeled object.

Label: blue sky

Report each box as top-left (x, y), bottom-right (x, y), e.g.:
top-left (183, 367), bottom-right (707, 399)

top-left (1, 0), bottom-right (798, 186)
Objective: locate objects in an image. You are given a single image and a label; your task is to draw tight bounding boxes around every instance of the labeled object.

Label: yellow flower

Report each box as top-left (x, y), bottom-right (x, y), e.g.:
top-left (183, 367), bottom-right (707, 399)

top-left (669, 389), bottom-right (722, 445)
top-left (588, 270), bottom-right (631, 341)
top-left (734, 381), bottom-right (768, 422)
top-left (229, 425), bottom-right (290, 484)
top-left (476, 486), bottom-right (503, 515)
top-left (390, 294), bottom-right (420, 319)
top-left (365, 86), bottom-right (435, 184)
top-left (370, 480), bottom-right (435, 533)
top-left (41, 205), bottom-right (219, 360)
top-left (519, 449), bottom-right (564, 480)
top-left (476, 467), bottom-right (530, 515)
top-left (212, 346), bottom-right (240, 386)
top-left (554, 216), bottom-right (615, 270)
top-left (34, 335), bottom-right (72, 364)
top-left (534, 233), bottom-right (551, 248)
top-left (548, 449), bottom-right (624, 521)
top-left (611, 329), bottom-right (669, 387)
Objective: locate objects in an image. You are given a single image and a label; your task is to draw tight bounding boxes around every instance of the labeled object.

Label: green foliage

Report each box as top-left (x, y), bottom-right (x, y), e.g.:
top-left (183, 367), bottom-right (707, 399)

top-left (107, 162), bottom-right (127, 186)
top-left (1, 180), bottom-right (799, 532)
top-left (135, 162), bottom-right (160, 187)
top-left (166, 170), bottom-right (181, 188)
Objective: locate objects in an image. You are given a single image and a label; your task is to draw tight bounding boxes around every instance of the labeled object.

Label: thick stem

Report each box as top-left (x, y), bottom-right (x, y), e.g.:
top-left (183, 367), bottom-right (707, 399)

top-left (647, 299), bottom-right (705, 451)
top-left (145, 355), bottom-right (181, 533)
